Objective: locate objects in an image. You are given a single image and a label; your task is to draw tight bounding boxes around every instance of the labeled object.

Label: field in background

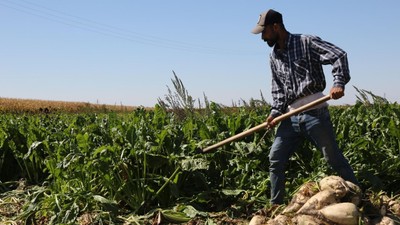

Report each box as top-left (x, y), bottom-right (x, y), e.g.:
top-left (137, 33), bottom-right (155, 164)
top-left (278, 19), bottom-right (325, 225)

top-left (0, 97), bottom-right (138, 113)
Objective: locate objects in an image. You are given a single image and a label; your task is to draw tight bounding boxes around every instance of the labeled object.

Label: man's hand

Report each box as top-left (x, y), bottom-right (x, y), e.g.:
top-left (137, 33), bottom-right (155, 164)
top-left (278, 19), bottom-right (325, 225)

top-left (266, 115), bottom-right (277, 129)
top-left (330, 86), bottom-right (345, 99)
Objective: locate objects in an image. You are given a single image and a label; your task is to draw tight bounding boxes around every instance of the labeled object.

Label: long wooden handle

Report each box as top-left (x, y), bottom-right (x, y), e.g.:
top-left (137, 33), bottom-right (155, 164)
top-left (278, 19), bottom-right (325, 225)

top-left (201, 95), bottom-right (331, 153)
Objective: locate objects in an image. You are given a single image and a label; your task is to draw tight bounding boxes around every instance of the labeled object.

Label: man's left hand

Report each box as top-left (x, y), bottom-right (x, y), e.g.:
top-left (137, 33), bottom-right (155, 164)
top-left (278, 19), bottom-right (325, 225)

top-left (330, 86), bottom-right (345, 99)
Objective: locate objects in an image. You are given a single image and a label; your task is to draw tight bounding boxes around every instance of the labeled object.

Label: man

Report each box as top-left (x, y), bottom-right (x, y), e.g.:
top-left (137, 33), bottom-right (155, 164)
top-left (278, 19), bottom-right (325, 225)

top-left (251, 9), bottom-right (359, 205)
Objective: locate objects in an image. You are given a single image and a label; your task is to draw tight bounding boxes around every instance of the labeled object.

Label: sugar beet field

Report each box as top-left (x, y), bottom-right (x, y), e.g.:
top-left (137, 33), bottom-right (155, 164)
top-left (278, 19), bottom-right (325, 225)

top-left (0, 89), bottom-right (400, 224)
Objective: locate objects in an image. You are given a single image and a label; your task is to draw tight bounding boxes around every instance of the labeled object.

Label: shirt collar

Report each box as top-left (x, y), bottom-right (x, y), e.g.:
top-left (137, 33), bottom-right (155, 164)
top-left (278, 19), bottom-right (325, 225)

top-left (274, 32), bottom-right (293, 52)
top-left (272, 32), bottom-right (292, 58)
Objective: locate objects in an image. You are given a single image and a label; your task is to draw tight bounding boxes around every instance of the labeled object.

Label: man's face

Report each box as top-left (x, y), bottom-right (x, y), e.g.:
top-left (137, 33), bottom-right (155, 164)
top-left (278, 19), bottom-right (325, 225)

top-left (261, 24), bottom-right (278, 47)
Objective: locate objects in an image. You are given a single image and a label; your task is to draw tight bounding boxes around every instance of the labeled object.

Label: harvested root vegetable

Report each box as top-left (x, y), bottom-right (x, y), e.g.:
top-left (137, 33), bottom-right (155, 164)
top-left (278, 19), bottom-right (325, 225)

top-left (292, 214), bottom-right (329, 225)
top-left (261, 176), bottom-right (400, 225)
top-left (342, 181), bottom-right (362, 206)
top-left (382, 195), bottom-right (400, 216)
top-left (297, 189), bottom-right (338, 214)
top-left (345, 181), bottom-right (361, 194)
top-left (266, 214), bottom-right (290, 225)
top-left (283, 181), bottom-right (319, 214)
top-left (370, 216), bottom-right (396, 225)
top-left (319, 202), bottom-right (359, 225)
top-left (388, 200), bottom-right (400, 216)
top-left (319, 176), bottom-right (349, 198)
top-left (249, 215), bottom-right (266, 225)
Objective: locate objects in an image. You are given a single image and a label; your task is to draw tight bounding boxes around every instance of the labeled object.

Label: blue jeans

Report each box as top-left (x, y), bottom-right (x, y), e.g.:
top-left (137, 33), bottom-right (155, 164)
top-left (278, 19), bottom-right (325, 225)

top-left (269, 107), bottom-right (358, 204)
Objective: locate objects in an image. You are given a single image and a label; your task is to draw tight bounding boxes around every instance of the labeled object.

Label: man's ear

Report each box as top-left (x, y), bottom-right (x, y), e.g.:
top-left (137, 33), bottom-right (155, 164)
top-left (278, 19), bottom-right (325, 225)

top-left (272, 23), bottom-right (280, 31)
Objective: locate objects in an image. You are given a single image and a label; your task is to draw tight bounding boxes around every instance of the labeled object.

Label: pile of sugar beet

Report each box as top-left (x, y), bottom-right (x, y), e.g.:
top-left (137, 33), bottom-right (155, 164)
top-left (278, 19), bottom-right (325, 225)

top-left (249, 176), bottom-right (400, 225)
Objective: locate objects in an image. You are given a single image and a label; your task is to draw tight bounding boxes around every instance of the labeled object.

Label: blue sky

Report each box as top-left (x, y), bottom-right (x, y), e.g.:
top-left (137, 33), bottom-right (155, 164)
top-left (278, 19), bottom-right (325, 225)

top-left (1, 1), bottom-right (399, 107)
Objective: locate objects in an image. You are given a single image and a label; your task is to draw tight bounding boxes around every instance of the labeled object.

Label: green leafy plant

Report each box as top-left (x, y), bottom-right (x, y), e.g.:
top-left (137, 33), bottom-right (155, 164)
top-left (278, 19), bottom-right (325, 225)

top-left (0, 86), bottom-right (399, 223)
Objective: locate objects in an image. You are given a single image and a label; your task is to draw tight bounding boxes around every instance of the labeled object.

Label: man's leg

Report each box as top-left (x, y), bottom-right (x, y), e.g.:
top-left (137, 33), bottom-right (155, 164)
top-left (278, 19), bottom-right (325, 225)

top-left (303, 108), bottom-right (359, 185)
top-left (269, 118), bottom-right (303, 204)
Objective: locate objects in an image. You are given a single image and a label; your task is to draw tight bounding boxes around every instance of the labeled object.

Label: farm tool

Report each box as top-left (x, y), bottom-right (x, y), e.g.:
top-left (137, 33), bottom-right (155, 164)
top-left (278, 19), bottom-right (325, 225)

top-left (200, 95), bottom-right (331, 153)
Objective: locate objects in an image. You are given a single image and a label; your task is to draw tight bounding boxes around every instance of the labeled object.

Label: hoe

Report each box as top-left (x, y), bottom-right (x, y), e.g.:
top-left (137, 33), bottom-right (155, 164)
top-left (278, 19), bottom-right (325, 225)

top-left (200, 95), bottom-right (331, 153)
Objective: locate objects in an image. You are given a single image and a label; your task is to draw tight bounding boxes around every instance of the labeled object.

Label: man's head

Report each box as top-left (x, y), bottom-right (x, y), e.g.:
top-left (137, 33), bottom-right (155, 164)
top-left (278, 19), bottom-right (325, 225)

top-left (251, 9), bottom-right (283, 34)
top-left (252, 9), bottom-right (285, 48)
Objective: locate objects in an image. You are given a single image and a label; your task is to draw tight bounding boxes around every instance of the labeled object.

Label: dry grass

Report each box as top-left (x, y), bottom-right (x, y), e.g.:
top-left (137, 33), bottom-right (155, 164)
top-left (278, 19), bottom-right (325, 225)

top-left (0, 97), bottom-right (140, 113)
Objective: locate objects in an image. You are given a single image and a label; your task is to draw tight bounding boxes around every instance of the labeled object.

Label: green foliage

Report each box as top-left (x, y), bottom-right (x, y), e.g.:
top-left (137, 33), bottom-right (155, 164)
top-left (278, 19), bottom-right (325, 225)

top-left (1, 90), bottom-right (399, 223)
top-left (330, 101), bottom-right (400, 191)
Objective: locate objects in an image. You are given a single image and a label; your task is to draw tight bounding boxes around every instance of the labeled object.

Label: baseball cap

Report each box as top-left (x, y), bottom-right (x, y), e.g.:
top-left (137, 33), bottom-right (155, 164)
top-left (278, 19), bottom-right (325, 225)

top-left (251, 9), bottom-right (283, 34)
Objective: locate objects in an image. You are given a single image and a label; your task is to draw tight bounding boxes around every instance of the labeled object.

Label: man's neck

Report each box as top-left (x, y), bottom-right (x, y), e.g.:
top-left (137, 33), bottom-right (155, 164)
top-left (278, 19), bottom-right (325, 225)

top-left (277, 31), bottom-right (289, 50)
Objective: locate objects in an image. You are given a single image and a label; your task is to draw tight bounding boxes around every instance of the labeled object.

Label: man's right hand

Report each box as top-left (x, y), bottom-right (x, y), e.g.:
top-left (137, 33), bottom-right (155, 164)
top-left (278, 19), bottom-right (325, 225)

top-left (266, 115), bottom-right (277, 129)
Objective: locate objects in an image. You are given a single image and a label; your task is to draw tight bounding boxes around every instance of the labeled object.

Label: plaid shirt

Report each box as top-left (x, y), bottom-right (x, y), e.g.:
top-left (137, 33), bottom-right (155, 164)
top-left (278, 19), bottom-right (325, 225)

top-left (269, 33), bottom-right (350, 117)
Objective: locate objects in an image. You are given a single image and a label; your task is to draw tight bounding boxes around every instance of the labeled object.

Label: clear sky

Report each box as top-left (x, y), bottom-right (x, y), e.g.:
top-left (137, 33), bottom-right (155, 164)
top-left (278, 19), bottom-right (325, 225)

top-left (1, 0), bottom-right (399, 107)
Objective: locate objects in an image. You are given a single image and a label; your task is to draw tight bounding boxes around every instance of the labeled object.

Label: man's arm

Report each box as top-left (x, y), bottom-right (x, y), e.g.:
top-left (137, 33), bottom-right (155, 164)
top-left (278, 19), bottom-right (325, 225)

top-left (310, 36), bottom-right (351, 91)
